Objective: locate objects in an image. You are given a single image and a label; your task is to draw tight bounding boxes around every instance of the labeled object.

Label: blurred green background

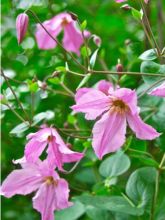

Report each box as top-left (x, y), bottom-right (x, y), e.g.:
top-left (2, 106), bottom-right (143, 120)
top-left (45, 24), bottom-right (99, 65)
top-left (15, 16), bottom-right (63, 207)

top-left (1, 0), bottom-right (165, 220)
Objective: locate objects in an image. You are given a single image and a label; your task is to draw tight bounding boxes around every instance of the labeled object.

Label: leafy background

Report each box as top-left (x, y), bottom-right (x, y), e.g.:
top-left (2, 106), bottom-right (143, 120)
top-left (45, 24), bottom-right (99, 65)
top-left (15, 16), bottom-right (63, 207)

top-left (1, 0), bottom-right (165, 220)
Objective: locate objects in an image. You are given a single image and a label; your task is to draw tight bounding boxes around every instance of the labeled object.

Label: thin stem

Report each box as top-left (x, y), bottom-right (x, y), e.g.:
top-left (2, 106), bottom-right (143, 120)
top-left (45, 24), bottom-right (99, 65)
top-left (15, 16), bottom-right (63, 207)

top-left (150, 153), bottom-right (165, 220)
top-left (59, 82), bottom-right (75, 97)
top-left (1, 69), bottom-right (30, 123)
top-left (121, 192), bottom-right (136, 207)
top-left (139, 0), bottom-right (161, 56)
top-left (5, 103), bottom-right (27, 123)
top-left (27, 10), bottom-right (87, 72)
top-left (62, 147), bottom-right (88, 174)
top-left (31, 92), bottom-right (35, 120)
top-left (67, 69), bottom-right (165, 77)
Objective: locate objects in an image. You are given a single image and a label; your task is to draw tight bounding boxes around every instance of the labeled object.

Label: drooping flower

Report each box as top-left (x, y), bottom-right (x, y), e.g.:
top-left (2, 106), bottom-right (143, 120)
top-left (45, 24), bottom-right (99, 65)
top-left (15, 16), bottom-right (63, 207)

top-left (1, 159), bottom-right (72, 220)
top-left (35, 12), bottom-right (89, 55)
top-left (72, 80), bottom-right (160, 159)
top-left (148, 81), bottom-right (165, 97)
top-left (25, 126), bottom-right (84, 170)
top-left (16, 13), bottom-right (29, 44)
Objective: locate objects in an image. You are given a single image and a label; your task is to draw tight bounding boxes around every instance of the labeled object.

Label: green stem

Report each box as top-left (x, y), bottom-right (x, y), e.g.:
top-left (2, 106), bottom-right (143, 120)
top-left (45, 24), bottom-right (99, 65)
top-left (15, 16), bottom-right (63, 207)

top-left (5, 103), bottom-right (27, 123)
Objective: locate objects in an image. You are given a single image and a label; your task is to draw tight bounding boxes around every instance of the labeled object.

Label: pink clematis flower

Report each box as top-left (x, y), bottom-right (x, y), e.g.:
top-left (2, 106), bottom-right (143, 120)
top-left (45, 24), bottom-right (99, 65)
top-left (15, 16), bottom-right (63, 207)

top-left (1, 159), bottom-right (72, 220)
top-left (16, 13), bottom-right (29, 44)
top-left (148, 81), bottom-right (165, 97)
top-left (72, 80), bottom-right (160, 159)
top-left (115, 0), bottom-right (127, 2)
top-left (35, 12), bottom-right (89, 55)
top-left (25, 126), bottom-right (84, 170)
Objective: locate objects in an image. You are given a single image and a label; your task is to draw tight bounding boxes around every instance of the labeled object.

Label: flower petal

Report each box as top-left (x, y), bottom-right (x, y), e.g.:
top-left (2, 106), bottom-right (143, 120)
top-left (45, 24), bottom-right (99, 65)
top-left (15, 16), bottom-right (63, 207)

top-left (55, 179), bottom-right (73, 209)
top-left (148, 81), bottom-right (165, 97)
top-left (72, 89), bottom-right (110, 120)
top-left (127, 112), bottom-right (160, 140)
top-left (97, 80), bottom-right (114, 95)
top-left (1, 167), bottom-right (42, 198)
top-left (63, 22), bottom-right (83, 55)
top-left (25, 139), bottom-right (47, 163)
top-left (33, 183), bottom-right (56, 220)
top-left (92, 111), bottom-right (126, 159)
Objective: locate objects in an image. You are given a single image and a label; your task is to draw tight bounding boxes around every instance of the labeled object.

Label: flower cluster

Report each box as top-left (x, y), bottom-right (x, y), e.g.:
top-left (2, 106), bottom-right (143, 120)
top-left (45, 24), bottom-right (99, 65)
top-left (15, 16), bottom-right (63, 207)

top-left (1, 125), bottom-right (84, 219)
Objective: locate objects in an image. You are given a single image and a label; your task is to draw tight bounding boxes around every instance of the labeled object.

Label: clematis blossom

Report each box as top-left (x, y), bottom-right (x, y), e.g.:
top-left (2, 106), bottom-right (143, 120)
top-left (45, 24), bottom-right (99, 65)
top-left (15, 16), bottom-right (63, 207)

top-left (35, 12), bottom-right (89, 55)
top-left (25, 126), bottom-right (84, 170)
top-left (148, 81), bottom-right (165, 97)
top-left (72, 80), bottom-right (160, 159)
top-left (1, 160), bottom-right (72, 220)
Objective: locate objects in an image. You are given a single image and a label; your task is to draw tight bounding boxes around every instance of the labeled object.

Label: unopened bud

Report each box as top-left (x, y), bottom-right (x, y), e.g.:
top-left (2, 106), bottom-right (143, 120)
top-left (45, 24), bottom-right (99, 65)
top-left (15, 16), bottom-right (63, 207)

top-left (93, 35), bottom-right (101, 47)
top-left (63, 122), bottom-right (69, 128)
top-left (16, 13), bottom-right (29, 44)
top-left (52, 71), bottom-right (59, 77)
top-left (66, 143), bottom-right (72, 149)
top-left (121, 4), bottom-right (131, 10)
top-left (116, 61), bottom-right (123, 73)
top-left (41, 82), bottom-right (47, 90)
top-left (68, 12), bottom-right (78, 21)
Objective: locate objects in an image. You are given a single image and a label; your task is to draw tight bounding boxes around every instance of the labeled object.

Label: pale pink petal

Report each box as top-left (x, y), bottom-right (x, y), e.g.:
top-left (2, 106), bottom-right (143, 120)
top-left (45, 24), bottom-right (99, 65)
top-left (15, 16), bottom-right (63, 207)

top-left (63, 22), bottom-right (83, 55)
top-left (115, 0), bottom-right (127, 3)
top-left (47, 141), bottom-right (63, 171)
top-left (55, 179), bottom-right (73, 209)
top-left (127, 112), bottom-right (160, 140)
top-left (72, 89), bottom-right (110, 120)
top-left (33, 183), bottom-right (56, 220)
top-left (25, 139), bottom-right (47, 162)
top-left (92, 111), bottom-right (126, 159)
top-left (27, 128), bottom-right (51, 142)
top-left (97, 80), bottom-right (114, 95)
top-left (1, 167), bottom-right (42, 198)
top-left (75, 88), bottom-right (93, 102)
top-left (148, 81), bottom-right (165, 97)
top-left (111, 88), bottom-right (138, 115)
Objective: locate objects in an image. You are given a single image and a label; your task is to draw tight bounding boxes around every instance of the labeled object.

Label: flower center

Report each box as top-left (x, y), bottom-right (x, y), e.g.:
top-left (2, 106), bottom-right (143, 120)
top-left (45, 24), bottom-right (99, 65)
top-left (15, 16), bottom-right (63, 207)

top-left (61, 18), bottom-right (69, 26)
top-left (111, 99), bottom-right (129, 114)
top-left (44, 176), bottom-right (58, 186)
top-left (47, 135), bottom-right (53, 142)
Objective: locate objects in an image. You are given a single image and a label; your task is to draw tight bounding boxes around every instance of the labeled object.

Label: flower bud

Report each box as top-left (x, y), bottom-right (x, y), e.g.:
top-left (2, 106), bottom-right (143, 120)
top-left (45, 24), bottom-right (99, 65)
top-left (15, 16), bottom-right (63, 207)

top-left (16, 13), bottom-right (29, 44)
top-left (93, 35), bottom-right (101, 47)
top-left (121, 4), bottom-right (131, 10)
top-left (116, 60), bottom-right (123, 73)
top-left (68, 12), bottom-right (78, 21)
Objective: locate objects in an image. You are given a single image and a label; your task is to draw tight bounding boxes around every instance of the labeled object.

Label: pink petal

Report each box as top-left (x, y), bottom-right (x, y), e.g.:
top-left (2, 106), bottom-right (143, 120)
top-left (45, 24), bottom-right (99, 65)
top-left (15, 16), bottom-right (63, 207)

top-left (16, 13), bottom-right (29, 44)
top-left (25, 139), bottom-right (47, 163)
top-left (55, 179), bottom-right (73, 209)
top-left (92, 111), bottom-right (126, 159)
top-left (148, 81), bottom-right (165, 97)
top-left (97, 80), bottom-right (114, 95)
top-left (127, 112), bottom-right (160, 140)
top-left (33, 183), bottom-right (56, 220)
top-left (63, 22), bottom-right (83, 55)
top-left (75, 88), bottom-right (93, 102)
top-left (1, 167), bottom-right (42, 198)
top-left (72, 89), bottom-right (110, 120)
top-left (115, 0), bottom-right (127, 3)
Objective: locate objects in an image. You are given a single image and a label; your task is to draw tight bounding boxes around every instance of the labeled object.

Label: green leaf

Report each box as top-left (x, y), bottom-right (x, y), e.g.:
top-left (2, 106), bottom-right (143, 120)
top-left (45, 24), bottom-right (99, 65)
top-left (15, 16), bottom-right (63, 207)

top-left (126, 167), bottom-right (156, 208)
top-left (139, 49), bottom-right (158, 61)
top-left (131, 8), bottom-right (143, 21)
top-left (86, 206), bottom-right (111, 220)
top-left (76, 73), bottom-right (91, 89)
top-left (141, 61), bottom-right (165, 85)
top-left (56, 66), bottom-right (66, 72)
top-left (14, 0), bottom-right (48, 9)
top-left (99, 151), bottom-right (131, 178)
top-left (77, 195), bottom-right (144, 216)
top-left (80, 20), bottom-right (87, 31)
top-left (56, 201), bottom-right (85, 220)
top-left (90, 49), bottom-right (99, 68)
top-left (10, 121), bottom-right (30, 135)
top-left (32, 110), bottom-right (55, 126)
top-left (48, 78), bottom-right (60, 85)
top-left (81, 46), bottom-right (91, 58)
